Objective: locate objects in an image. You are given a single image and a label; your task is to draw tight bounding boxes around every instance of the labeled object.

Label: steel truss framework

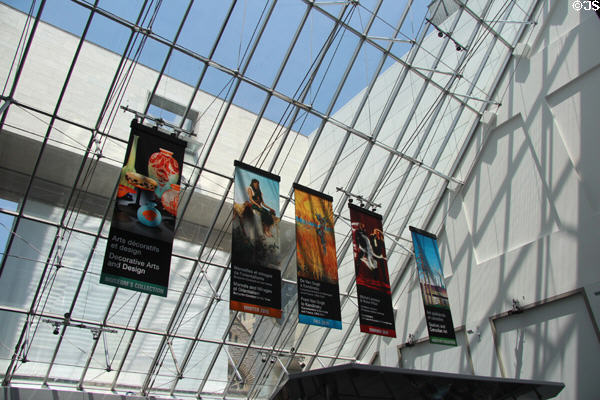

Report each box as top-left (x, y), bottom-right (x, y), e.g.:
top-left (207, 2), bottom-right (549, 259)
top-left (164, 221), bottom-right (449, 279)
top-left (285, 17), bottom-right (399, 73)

top-left (0, 0), bottom-right (541, 398)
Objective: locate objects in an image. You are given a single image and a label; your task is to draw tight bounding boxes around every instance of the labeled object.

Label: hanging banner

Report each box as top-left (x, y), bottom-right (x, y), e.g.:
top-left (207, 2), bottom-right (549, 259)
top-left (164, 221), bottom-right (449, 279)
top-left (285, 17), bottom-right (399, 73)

top-left (349, 204), bottom-right (396, 337)
top-left (100, 120), bottom-right (186, 297)
top-left (409, 226), bottom-right (457, 346)
top-left (293, 183), bottom-right (341, 329)
top-left (230, 161), bottom-right (282, 318)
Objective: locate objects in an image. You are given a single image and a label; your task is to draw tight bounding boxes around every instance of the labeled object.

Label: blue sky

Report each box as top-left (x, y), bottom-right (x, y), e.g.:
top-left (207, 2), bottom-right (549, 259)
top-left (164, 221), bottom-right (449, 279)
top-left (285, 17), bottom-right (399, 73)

top-left (1, 0), bottom-right (428, 134)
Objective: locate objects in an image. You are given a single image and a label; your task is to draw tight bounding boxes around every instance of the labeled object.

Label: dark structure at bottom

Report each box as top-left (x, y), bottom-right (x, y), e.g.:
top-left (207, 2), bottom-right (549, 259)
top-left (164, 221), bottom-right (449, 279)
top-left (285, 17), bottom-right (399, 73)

top-left (271, 364), bottom-right (564, 400)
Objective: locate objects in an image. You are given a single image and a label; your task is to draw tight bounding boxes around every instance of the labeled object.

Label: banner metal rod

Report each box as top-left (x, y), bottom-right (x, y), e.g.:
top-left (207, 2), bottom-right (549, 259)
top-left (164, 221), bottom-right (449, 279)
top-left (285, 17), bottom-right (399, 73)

top-left (120, 105), bottom-right (197, 137)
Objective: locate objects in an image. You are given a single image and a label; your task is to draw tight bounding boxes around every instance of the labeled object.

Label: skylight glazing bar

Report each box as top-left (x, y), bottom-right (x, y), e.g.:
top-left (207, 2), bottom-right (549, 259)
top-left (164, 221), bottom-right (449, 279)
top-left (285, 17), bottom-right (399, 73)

top-left (327, 0), bottom-right (504, 364)
top-left (365, 14), bottom-right (466, 219)
top-left (0, 304), bottom-right (356, 351)
top-left (265, 2), bottom-right (359, 171)
top-left (0, 0), bottom-right (46, 132)
top-left (34, 0), bottom-right (159, 387)
top-left (355, 0), bottom-right (534, 361)
top-left (483, 19), bottom-right (536, 24)
top-left (73, 0), bottom-right (481, 125)
top-left (241, 1), bottom-right (388, 393)
top-left (177, 0), bottom-right (238, 128)
top-left (2, 0), bottom-right (110, 386)
top-left (366, 36), bottom-right (415, 43)
top-left (317, 0), bottom-right (415, 191)
top-left (142, 1), bottom-right (280, 395)
top-left (143, 191), bottom-right (231, 394)
top-left (451, 0), bottom-right (513, 49)
top-left (141, 0), bottom-right (195, 119)
top-left (76, 289), bottom-right (118, 389)
top-left (305, 0), bottom-right (482, 114)
top-left (220, 3), bottom-right (360, 395)
top-left (75, 0), bottom-right (190, 385)
top-left (109, 294), bottom-right (151, 391)
top-left (170, 4), bottom-right (318, 389)
top-left (268, 0), bottom-right (415, 380)
top-left (301, 0), bottom-right (450, 371)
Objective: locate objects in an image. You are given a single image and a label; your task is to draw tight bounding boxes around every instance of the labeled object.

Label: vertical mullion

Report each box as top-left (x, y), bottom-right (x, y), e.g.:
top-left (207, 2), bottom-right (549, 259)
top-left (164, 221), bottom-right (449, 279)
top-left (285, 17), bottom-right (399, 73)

top-left (176, 0), bottom-right (238, 129)
top-left (254, 0), bottom-right (391, 386)
top-left (219, 4), bottom-right (357, 397)
top-left (68, 0), bottom-right (156, 388)
top-left (142, 0), bottom-right (196, 118)
top-left (301, 2), bottom-right (437, 371)
top-left (140, 1), bottom-right (280, 395)
top-left (1, 0), bottom-right (107, 385)
top-left (355, 0), bottom-right (529, 362)
top-left (171, 2), bottom-right (313, 397)
top-left (37, 0), bottom-right (160, 386)
top-left (0, 0), bottom-right (47, 130)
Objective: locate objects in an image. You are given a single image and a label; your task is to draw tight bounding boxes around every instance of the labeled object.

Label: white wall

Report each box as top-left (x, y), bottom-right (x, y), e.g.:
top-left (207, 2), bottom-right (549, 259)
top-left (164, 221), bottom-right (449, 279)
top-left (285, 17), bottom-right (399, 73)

top-left (369, 1), bottom-right (600, 398)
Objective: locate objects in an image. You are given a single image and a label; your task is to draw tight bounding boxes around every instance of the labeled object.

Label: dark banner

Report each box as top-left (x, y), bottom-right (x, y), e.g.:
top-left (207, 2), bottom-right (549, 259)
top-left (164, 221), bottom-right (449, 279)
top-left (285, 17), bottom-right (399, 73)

top-left (293, 183), bottom-right (341, 329)
top-left (349, 204), bottom-right (396, 337)
top-left (100, 120), bottom-right (186, 296)
top-left (230, 161), bottom-right (282, 318)
top-left (409, 226), bottom-right (457, 346)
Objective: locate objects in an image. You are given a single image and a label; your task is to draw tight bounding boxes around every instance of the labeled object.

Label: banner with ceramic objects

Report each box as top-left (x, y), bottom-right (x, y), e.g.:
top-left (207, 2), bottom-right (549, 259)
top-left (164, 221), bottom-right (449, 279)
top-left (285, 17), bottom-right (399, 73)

top-left (409, 226), bottom-right (457, 346)
top-left (100, 120), bottom-right (186, 296)
top-left (349, 204), bottom-right (396, 337)
top-left (230, 161), bottom-right (282, 318)
top-left (293, 183), bottom-right (341, 329)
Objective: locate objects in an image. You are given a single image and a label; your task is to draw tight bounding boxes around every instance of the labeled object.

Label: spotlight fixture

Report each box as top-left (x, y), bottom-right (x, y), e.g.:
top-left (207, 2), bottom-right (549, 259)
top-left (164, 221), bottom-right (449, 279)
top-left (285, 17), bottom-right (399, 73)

top-left (53, 326), bottom-right (60, 335)
top-left (300, 362), bottom-right (306, 369)
top-left (456, 45), bottom-right (462, 51)
top-left (405, 333), bottom-right (416, 347)
top-left (261, 353), bottom-right (267, 362)
top-left (348, 198), bottom-right (353, 203)
top-left (270, 356), bottom-right (276, 364)
top-left (438, 31), bottom-right (444, 38)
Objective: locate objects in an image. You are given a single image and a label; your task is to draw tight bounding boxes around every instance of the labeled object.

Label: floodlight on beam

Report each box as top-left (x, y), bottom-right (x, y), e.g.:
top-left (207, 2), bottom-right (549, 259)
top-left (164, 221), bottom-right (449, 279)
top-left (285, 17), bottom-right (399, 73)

top-left (425, 18), bottom-right (468, 52)
top-left (42, 318), bottom-right (117, 337)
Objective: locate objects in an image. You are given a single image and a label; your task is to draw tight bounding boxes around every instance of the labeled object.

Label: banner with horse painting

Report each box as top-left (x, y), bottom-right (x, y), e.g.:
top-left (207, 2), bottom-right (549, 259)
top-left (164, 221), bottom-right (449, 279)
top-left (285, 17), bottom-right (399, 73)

top-left (409, 226), bottom-right (456, 346)
top-left (349, 204), bottom-right (396, 337)
top-left (230, 161), bottom-right (281, 318)
top-left (100, 120), bottom-right (186, 296)
top-left (294, 183), bottom-right (341, 329)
